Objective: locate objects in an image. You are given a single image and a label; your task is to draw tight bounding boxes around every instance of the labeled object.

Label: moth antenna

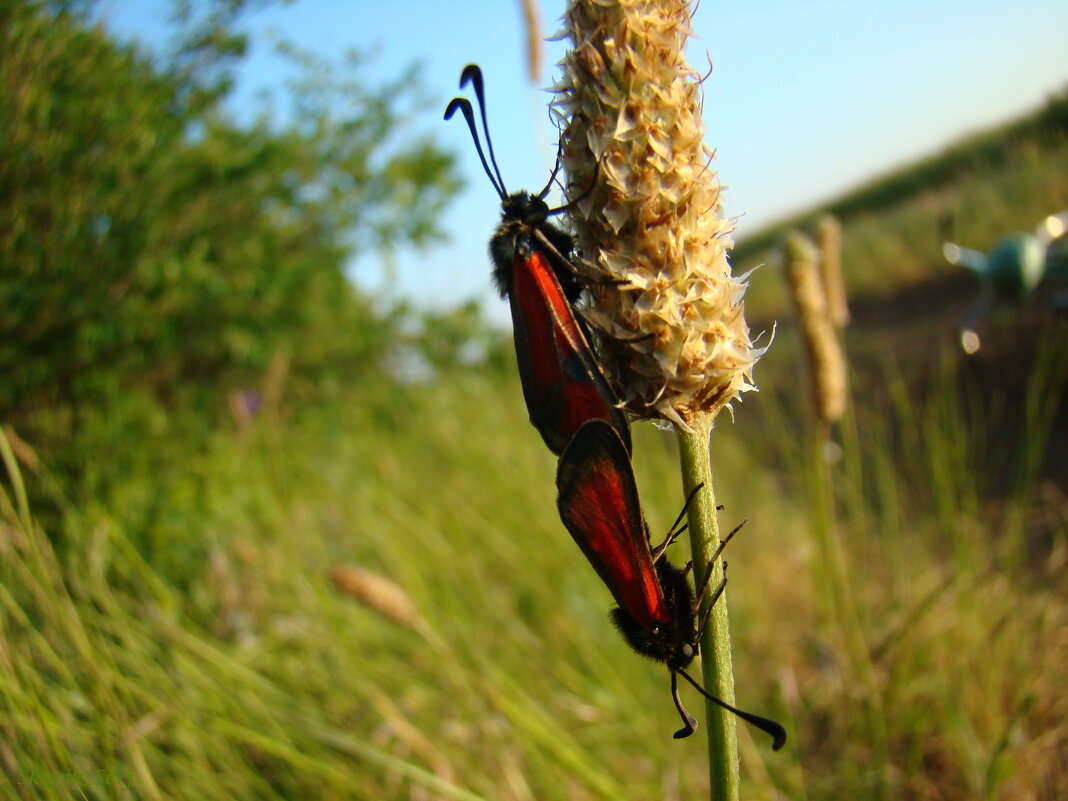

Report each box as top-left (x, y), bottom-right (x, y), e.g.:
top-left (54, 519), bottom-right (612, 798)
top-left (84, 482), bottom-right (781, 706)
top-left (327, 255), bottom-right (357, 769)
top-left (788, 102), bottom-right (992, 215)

top-left (670, 671), bottom-right (698, 739)
top-left (444, 97), bottom-right (505, 200)
top-left (677, 668), bottom-right (787, 751)
top-left (458, 64), bottom-right (508, 197)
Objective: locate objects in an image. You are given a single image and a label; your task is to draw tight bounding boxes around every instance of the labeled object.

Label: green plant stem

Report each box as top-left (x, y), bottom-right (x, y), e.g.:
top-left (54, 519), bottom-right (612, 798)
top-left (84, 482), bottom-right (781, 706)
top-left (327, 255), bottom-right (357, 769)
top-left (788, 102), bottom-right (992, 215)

top-left (810, 421), bottom-right (889, 798)
top-left (676, 414), bottom-right (739, 801)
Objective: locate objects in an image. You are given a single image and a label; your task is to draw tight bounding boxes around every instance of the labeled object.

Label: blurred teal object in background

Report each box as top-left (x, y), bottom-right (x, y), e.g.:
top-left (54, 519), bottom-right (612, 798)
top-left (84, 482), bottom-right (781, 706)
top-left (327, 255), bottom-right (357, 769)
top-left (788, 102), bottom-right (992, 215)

top-left (984, 233), bottom-right (1046, 298)
top-left (943, 210), bottom-right (1067, 299)
top-left (942, 210), bottom-right (1068, 353)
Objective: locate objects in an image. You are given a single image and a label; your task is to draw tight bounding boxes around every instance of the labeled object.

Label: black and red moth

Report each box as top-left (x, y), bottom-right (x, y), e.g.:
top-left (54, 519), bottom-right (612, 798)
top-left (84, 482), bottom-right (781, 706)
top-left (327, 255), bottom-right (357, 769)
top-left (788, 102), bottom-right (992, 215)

top-left (444, 65), bottom-right (631, 456)
top-left (556, 420), bottom-right (786, 748)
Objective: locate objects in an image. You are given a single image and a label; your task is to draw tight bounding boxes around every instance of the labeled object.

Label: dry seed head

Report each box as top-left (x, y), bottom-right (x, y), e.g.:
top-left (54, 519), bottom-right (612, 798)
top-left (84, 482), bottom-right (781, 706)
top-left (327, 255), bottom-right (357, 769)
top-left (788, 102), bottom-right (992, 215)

top-left (554, 0), bottom-right (761, 428)
top-left (329, 565), bottom-right (422, 629)
top-left (816, 214), bottom-right (850, 327)
top-left (783, 233), bottom-right (848, 424)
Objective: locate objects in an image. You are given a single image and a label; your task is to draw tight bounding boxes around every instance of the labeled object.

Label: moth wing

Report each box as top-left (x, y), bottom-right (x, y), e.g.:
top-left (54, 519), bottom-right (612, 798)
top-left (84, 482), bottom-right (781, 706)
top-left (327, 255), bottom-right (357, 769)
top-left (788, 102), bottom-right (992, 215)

top-left (556, 420), bottom-right (668, 629)
top-left (510, 250), bottom-right (631, 455)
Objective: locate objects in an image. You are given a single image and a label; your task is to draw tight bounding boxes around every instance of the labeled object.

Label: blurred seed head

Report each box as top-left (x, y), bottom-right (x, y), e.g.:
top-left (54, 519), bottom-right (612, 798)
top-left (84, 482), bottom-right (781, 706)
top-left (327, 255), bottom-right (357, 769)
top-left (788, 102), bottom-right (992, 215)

top-left (520, 0), bottom-right (544, 82)
top-left (816, 214), bottom-right (850, 327)
top-left (783, 232), bottom-right (848, 425)
top-left (329, 565), bottom-right (422, 630)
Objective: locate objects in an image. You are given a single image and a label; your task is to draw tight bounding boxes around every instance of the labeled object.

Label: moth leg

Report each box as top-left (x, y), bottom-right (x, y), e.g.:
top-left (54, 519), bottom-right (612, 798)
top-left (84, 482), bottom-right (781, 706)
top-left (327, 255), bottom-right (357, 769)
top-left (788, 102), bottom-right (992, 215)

top-left (532, 227), bottom-right (583, 279)
top-left (691, 518), bottom-right (747, 609)
top-left (651, 527), bottom-right (689, 563)
top-left (695, 563), bottom-right (728, 641)
top-left (546, 151), bottom-right (603, 216)
top-left (651, 483), bottom-right (705, 562)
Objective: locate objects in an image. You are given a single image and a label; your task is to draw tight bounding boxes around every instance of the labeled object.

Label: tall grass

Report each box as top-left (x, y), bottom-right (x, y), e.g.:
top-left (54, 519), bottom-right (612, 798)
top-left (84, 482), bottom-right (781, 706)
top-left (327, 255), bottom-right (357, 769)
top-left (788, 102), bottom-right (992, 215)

top-left (3, 320), bottom-right (1066, 800)
top-left (724, 318), bottom-right (1068, 800)
top-left (0, 374), bottom-right (782, 801)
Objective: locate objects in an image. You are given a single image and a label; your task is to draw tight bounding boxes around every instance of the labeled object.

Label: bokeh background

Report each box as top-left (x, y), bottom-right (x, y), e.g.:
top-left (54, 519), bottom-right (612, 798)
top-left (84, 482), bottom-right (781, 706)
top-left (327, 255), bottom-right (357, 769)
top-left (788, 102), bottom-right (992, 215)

top-left (2, 1), bottom-right (1066, 800)
top-left (100, 0), bottom-right (1068, 320)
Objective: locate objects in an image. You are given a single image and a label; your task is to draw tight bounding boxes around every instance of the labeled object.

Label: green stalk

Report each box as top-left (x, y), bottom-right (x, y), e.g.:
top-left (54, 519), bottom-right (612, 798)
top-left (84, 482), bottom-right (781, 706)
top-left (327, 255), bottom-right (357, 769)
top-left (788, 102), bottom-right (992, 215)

top-left (677, 414), bottom-right (739, 801)
top-left (810, 420), bottom-right (889, 798)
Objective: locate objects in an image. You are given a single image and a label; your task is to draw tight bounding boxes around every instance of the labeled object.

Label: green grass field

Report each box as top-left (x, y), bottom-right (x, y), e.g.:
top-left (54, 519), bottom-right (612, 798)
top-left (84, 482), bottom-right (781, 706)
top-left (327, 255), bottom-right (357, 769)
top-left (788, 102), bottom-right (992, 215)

top-left (4, 333), bottom-right (1067, 800)
top-left (3, 109), bottom-right (1068, 801)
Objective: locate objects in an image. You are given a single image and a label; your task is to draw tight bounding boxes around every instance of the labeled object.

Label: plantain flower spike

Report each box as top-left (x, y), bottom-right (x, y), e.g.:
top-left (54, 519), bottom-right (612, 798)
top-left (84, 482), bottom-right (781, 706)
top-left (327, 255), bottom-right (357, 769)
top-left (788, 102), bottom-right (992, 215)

top-left (783, 232), bottom-right (847, 425)
top-left (554, 0), bottom-right (763, 429)
top-left (816, 214), bottom-right (850, 327)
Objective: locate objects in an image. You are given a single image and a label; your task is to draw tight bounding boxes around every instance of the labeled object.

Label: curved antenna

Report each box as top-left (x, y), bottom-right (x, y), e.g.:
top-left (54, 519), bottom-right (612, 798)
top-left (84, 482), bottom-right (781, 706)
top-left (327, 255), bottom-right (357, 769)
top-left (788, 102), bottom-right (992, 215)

top-left (459, 64), bottom-right (508, 197)
top-left (444, 97), bottom-right (505, 200)
top-left (670, 672), bottom-right (699, 738)
top-left (677, 668), bottom-right (787, 750)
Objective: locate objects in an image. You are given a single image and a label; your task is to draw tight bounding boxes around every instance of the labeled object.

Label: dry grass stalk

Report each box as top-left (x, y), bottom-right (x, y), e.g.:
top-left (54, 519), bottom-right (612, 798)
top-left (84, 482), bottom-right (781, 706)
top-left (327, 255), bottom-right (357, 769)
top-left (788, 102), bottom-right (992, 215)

top-left (2, 425), bottom-right (38, 472)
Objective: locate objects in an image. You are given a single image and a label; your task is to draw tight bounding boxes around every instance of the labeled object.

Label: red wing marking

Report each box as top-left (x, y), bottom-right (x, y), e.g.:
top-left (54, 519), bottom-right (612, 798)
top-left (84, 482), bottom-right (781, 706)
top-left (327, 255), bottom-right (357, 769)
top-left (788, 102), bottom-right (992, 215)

top-left (556, 421), bottom-right (668, 629)
top-left (510, 250), bottom-right (630, 455)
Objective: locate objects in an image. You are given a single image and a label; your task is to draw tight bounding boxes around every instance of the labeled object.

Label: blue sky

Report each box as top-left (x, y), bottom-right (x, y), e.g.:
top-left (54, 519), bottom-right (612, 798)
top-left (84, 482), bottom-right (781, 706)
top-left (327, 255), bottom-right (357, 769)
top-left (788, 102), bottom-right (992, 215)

top-left (98, 0), bottom-right (1068, 324)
